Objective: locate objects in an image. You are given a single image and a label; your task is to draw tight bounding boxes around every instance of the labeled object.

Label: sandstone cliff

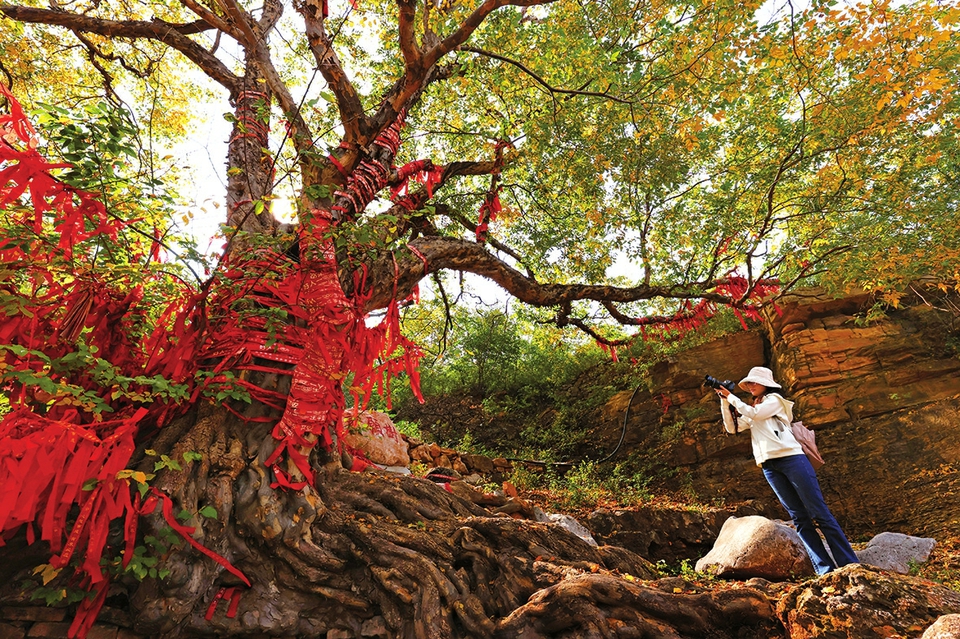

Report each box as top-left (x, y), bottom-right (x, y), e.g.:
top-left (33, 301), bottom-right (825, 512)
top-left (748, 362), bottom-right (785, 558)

top-left (595, 287), bottom-right (960, 540)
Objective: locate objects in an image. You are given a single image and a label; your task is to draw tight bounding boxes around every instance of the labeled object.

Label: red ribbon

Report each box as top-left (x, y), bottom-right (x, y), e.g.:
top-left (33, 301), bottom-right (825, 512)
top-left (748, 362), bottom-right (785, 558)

top-left (151, 488), bottom-right (251, 587)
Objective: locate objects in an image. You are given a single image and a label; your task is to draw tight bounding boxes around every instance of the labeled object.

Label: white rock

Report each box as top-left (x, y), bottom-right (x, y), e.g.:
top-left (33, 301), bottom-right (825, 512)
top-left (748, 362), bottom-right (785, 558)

top-left (533, 508), bottom-right (598, 546)
top-left (695, 515), bottom-right (814, 580)
top-left (379, 465), bottom-right (412, 475)
top-left (856, 531), bottom-right (936, 574)
top-left (922, 614), bottom-right (960, 639)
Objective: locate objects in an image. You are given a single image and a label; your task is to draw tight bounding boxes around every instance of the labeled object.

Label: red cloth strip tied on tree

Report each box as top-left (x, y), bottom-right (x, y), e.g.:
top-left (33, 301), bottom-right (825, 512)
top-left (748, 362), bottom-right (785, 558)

top-left (331, 109), bottom-right (407, 220)
top-left (714, 275), bottom-right (781, 329)
top-left (589, 275), bottom-right (780, 357)
top-left (0, 86), bottom-right (123, 260)
top-left (254, 208), bottom-right (423, 485)
top-left (390, 159), bottom-right (443, 201)
top-left (475, 140), bottom-right (509, 243)
top-left (475, 186), bottom-right (501, 242)
top-left (0, 87), bottom-right (249, 638)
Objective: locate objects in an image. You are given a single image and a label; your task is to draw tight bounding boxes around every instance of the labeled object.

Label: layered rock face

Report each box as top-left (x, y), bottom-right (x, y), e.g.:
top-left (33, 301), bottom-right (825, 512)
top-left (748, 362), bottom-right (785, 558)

top-left (595, 287), bottom-right (960, 540)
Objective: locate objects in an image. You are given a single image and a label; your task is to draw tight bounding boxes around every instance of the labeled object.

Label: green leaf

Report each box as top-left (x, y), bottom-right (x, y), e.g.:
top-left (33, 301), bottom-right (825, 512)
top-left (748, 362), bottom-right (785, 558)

top-left (198, 505), bottom-right (218, 519)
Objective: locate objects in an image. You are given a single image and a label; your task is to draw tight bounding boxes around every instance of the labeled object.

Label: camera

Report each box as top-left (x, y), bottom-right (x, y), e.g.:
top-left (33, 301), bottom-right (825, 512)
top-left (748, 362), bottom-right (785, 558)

top-left (704, 375), bottom-right (737, 393)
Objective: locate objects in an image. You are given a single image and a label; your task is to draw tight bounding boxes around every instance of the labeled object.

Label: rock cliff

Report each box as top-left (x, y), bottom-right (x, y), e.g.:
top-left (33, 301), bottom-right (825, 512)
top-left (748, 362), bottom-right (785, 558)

top-left (594, 286), bottom-right (960, 540)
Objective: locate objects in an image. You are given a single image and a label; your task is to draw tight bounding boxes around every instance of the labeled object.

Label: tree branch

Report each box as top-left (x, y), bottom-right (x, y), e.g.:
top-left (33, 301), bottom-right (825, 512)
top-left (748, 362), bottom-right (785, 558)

top-left (214, 0), bottom-right (259, 49)
top-left (180, 0), bottom-right (234, 37)
top-left (297, 0), bottom-right (367, 145)
top-left (243, 2), bottom-right (315, 151)
top-left (424, 0), bottom-right (558, 69)
top-left (397, 0), bottom-right (423, 74)
top-left (375, 0), bottom-right (556, 131)
top-left (363, 236), bottom-right (747, 312)
top-left (460, 45), bottom-right (632, 104)
top-left (0, 5), bottom-right (242, 92)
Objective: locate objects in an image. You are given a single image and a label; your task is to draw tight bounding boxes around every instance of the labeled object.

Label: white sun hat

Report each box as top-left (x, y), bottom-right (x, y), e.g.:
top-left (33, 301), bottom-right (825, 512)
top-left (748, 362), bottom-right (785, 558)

top-left (738, 366), bottom-right (782, 389)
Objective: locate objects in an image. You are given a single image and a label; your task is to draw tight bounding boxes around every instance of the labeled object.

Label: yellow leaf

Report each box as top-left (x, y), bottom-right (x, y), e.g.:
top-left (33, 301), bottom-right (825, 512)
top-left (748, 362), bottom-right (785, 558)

top-left (33, 564), bottom-right (62, 585)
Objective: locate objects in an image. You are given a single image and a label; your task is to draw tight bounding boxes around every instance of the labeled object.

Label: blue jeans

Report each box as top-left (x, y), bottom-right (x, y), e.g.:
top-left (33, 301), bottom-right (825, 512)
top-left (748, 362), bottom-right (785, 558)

top-left (762, 454), bottom-right (859, 575)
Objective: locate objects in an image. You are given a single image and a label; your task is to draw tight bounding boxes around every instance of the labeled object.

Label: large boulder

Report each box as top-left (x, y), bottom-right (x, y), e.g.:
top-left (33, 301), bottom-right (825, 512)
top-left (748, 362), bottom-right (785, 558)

top-left (922, 614), bottom-right (960, 639)
top-left (778, 564), bottom-right (960, 639)
top-left (856, 531), bottom-right (937, 574)
top-left (695, 515), bottom-right (814, 580)
top-left (342, 410), bottom-right (410, 467)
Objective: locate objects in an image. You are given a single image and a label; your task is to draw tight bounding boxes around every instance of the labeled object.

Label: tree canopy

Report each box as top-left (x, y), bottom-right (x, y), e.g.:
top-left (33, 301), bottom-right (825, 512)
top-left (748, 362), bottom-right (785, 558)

top-left (5, 0), bottom-right (957, 320)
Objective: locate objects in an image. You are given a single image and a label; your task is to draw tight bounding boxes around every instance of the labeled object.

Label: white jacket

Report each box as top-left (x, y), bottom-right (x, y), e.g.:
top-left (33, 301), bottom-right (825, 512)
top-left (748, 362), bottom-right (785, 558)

top-left (721, 392), bottom-right (803, 466)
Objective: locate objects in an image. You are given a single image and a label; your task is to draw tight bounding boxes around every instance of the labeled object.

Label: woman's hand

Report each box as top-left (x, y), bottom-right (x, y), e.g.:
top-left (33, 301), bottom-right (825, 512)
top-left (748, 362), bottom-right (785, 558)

top-left (716, 387), bottom-right (731, 398)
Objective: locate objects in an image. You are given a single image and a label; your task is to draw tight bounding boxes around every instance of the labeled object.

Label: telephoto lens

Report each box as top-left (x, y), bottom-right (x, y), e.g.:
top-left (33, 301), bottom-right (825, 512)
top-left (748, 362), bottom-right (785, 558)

top-left (704, 375), bottom-right (737, 393)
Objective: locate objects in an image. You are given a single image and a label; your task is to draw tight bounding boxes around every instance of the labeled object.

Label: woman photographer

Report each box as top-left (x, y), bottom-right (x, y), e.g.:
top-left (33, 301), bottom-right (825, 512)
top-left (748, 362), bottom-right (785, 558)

top-left (716, 366), bottom-right (858, 575)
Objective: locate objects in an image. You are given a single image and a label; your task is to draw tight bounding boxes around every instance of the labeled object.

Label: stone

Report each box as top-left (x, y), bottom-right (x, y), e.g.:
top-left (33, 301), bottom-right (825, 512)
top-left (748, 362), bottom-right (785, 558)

top-left (695, 515), bottom-right (815, 580)
top-left (778, 564), bottom-right (960, 639)
top-left (376, 465), bottom-right (411, 475)
top-left (922, 614), bottom-right (960, 639)
top-left (0, 623), bottom-right (25, 639)
top-left (0, 609), bottom-right (65, 623)
top-left (533, 508), bottom-right (598, 547)
top-left (86, 625), bottom-right (119, 639)
top-left (587, 502), bottom-right (764, 565)
top-left (341, 410), bottom-right (410, 467)
top-left (25, 622), bottom-right (72, 638)
top-left (461, 454), bottom-right (494, 474)
top-left (856, 531), bottom-right (937, 574)
top-left (409, 445), bottom-right (433, 463)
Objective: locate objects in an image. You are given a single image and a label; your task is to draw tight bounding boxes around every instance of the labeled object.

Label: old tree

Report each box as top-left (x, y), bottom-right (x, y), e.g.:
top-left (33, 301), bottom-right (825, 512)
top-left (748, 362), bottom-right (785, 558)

top-left (1, 0), bottom-right (958, 636)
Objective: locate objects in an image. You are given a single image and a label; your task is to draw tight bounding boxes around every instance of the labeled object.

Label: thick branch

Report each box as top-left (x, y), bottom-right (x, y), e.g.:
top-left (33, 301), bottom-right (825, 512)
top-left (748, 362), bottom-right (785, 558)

top-left (230, 0), bottom-right (314, 150)
top-left (180, 0), bottom-right (234, 38)
top-left (374, 0), bottom-right (556, 135)
top-left (397, 0), bottom-right (423, 73)
top-left (424, 0), bottom-right (558, 69)
top-left (363, 236), bottom-right (741, 312)
top-left (0, 5), bottom-right (241, 92)
top-left (297, 0), bottom-right (366, 144)
top-left (215, 0), bottom-right (259, 46)
top-left (258, 0), bottom-right (283, 33)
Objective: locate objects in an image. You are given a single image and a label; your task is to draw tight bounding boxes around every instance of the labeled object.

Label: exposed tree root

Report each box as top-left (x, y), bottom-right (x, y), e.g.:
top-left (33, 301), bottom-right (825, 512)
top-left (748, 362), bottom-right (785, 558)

top-left (10, 403), bottom-right (772, 638)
